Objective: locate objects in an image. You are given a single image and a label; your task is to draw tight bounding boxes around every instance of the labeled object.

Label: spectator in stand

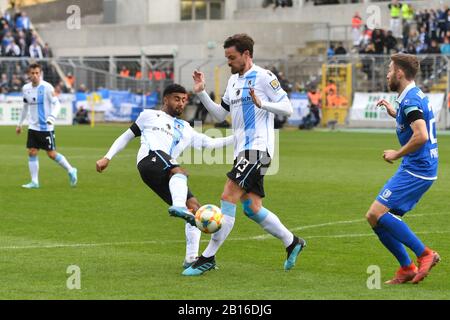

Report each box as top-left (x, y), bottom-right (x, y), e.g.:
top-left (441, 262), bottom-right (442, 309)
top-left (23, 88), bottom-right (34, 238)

top-left (307, 86), bottom-right (321, 127)
top-left (351, 12), bottom-right (363, 48)
top-left (119, 66), bottom-right (130, 77)
top-left (15, 11), bottom-right (30, 31)
top-left (29, 40), bottom-right (43, 58)
top-left (42, 43), bottom-right (52, 58)
top-left (4, 38), bottom-right (20, 56)
top-left (360, 42), bottom-right (376, 80)
top-left (416, 25), bottom-right (430, 53)
top-left (135, 70), bottom-right (142, 79)
top-left (326, 87), bottom-right (348, 108)
top-left (401, 3), bottom-right (414, 48)
top-left (327, 44), bottom-right (335, 58)
top-left (371, 29), bottom-right (385, 54)
top-left (10, 74), bottom-right (22, 92)
top-left (334, 42), bottom-right (347, 55)
top-left (325, 79), bottom-right (337, 96)
top-left (388, 0), bottom-right (402, 38)
top-left (441, 36), bottom-right (450, 55)
top-left (437, 6), bottom-right (449, 41)
top-left (385, 30), bottom-right (398, 54)
top-left (0, 73), bottom-right (9, 91)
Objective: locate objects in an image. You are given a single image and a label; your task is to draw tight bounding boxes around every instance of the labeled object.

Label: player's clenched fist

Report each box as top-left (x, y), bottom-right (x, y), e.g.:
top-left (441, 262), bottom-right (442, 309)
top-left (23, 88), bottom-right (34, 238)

top-left (96, 157), bottom-right (110, 173)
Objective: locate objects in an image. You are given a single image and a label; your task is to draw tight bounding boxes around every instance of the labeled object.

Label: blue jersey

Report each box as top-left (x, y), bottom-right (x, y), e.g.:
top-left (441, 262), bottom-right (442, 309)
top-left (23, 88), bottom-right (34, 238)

top-left (396, 83), bottom-right (438, 179)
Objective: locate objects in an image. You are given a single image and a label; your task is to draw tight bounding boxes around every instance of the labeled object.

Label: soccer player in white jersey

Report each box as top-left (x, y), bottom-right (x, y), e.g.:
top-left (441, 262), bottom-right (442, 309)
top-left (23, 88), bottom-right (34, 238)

top-left (96, 84), bottom-right (233, 268)
top-left (184, 34), bottom-right (306, 276)
top-left (16, 63), bottom-right (78, 189)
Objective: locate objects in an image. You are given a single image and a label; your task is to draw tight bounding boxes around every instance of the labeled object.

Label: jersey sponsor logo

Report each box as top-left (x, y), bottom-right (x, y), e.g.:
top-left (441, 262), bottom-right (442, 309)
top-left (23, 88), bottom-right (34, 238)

top-left (270, 79), bottom-right (280, 91)
top-left (382, 189), bottom-right (392, 199)
top-left (231, 96), bottom-right (252, 105)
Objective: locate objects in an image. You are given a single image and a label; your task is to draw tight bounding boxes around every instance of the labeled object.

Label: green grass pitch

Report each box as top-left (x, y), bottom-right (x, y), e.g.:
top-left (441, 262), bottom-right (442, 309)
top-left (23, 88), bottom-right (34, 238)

top-left (0, 125), bottom-right (449, 299)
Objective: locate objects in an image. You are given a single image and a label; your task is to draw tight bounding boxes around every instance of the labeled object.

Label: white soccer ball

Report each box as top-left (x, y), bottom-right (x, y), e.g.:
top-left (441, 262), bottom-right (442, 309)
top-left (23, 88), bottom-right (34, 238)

top-left (195, 204), bottom-right (223, 234)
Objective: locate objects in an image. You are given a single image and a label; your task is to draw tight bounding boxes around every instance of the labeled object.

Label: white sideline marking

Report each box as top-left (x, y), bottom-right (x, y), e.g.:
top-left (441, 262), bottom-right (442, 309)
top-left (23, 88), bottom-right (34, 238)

top-left (0, 213), bottom-right (445, 250)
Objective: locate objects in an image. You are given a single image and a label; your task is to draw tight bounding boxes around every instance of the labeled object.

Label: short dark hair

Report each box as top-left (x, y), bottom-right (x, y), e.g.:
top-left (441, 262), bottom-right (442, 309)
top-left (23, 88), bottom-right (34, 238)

top-left (28, 63), bottom-right (42, 71)
top-left (223, 33), bottom-right (254, 58)
top-left (163, 84), bottom-right (187, 97)
top-left (391, 53), bottom-right (419, 80)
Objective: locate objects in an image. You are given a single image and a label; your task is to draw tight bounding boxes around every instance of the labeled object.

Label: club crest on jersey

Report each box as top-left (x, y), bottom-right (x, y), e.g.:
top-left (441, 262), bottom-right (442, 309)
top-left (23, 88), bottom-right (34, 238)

top-left (382, 189), bottom-right (392, 199)
top-left (166, 124), bottom-right (171, 130)
top-left (270, 79), bottom-right (280, 91)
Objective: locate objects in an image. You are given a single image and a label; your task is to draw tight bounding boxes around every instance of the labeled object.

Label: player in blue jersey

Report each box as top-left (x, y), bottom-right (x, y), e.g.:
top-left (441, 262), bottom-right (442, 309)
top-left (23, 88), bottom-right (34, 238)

top-left (367, 54), bottom-right (440, 284)
top-left (16, 63), bottom-right (78, 189)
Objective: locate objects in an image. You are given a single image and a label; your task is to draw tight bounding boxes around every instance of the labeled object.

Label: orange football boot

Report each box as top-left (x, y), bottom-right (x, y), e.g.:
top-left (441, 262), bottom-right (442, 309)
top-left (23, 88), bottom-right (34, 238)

top-left (385, 263), bottom-right (418, 285)
top-left (411, 248), bottom-right (441, 284)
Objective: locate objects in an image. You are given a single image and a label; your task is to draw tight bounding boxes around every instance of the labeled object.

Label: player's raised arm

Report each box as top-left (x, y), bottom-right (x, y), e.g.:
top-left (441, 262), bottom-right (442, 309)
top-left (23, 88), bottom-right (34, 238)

top-left (190, 130), bottom-right (234, 150)
top-left (377, 99), bottom-right (397, 118)
top-left (192, 70), bottom-right (229, 122)
top-left (96, 127), bottom-right (137, 172)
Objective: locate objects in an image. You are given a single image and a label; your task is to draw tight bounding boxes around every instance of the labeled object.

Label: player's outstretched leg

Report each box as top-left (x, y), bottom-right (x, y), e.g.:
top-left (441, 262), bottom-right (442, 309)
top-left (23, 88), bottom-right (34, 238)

top-left (50, 152), bottom-right (77, 187)
top-left (182, 200), bottom-right (236, 276)
top-left (22, 154), bottom-right (40, 189)
top-left (242, 199), bottom-right (306, 271)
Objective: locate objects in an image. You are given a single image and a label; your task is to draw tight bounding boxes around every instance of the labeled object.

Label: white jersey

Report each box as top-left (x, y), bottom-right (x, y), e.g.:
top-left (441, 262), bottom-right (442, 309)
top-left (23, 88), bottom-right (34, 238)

top-left (222, 64), bottom-right (288, 158)
top-left (132, 109), bottom-right (232, 164)
top-left (22, 80), bottom-right (57, 132)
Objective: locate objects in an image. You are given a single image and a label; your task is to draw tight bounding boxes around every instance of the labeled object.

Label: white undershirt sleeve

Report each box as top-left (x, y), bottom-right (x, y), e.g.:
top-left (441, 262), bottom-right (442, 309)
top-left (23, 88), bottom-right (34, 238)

top-left (197, 90), bottom-right (229, 122)
top-left (260, 95), bottom-right (293, 117)
top-left (18, 103), bottom-right (29, 127)
top-left (104, 129), bottom-right (136, 160)
top-left (191, 130), bottom-right (234, 150)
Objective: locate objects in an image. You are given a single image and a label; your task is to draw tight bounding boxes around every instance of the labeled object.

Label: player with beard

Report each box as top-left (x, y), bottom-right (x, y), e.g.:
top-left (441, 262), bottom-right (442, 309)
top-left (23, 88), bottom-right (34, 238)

top-left (367, 54), bottom-right (440, 285)
top-left (96, 84), bottom-right (233, 269)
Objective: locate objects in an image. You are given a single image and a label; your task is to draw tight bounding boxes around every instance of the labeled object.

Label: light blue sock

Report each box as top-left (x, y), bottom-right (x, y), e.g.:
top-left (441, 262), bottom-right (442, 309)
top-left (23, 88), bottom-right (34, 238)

top-left (378, 213), bottom-right (426, 257)
top-left (54, 153), bottom-right (73, 172)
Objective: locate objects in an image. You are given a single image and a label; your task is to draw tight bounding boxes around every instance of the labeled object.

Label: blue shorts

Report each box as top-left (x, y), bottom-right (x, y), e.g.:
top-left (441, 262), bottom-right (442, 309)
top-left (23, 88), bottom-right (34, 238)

top-left (376, 170), bottom-right (434, 216)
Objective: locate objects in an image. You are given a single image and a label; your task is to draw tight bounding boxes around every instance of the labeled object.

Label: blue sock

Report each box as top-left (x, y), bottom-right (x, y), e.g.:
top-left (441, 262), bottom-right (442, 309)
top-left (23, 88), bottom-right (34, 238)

top-left (378, 213), bottom-right (426, 257)
top-left (373, 225), bottom-right (412, 267)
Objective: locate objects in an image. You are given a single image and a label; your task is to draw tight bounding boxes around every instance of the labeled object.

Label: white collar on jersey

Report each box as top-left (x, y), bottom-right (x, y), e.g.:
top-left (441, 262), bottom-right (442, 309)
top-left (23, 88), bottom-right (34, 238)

top-left (396, 81), bottom-right (416, 104)
top-left (239, 64), bottom-right (257, 78)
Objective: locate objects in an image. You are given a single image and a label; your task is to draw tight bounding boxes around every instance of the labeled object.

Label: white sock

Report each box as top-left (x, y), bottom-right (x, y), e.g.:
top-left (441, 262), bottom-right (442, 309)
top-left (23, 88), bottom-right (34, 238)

top-left (257, 208), bottom-right (294, 247)
top-left (169, 173), bottom-right (188, 207)
top-left (185, 223), bottom-right (201, 262)
top-left (54, 153), bottom-right (73, 172)
top-left (202, 200), bottom-right (236, 258)
top-left (28, 156), bottom-right (39, 184)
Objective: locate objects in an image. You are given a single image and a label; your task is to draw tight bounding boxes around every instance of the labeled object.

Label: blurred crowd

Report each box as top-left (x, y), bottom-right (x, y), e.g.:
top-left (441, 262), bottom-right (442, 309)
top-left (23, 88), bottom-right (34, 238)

top-left (331, 1), bottom-right (450, 56)
top-left (0, 8), bottom-right (54, 94)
